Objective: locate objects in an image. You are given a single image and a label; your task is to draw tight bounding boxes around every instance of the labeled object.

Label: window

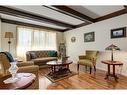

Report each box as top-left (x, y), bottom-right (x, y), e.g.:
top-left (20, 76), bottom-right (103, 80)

top-left (17, 26), bottom-right (57, 60)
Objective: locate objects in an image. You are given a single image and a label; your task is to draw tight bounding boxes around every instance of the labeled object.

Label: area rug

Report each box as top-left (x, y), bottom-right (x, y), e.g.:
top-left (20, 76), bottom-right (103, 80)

top-left (45, 71), bottom-right (77, 83)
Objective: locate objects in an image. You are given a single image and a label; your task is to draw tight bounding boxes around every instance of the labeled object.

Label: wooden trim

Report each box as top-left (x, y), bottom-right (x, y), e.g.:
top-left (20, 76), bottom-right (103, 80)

top-left (75, 22), bottom-right (91, 28)
top-left (124, 5), bottom-right (127, 11)
top-left (66, 8), bottom-right (127, 31)
top-left (1, 18), bottom-right (65, 32)
top-left (1, 6), bottom-right (126, 32)
top-left (63, 22), bottom-right (91, 32)
top-left (44, 5), bottom-right (92, 22)
top-left (0, 6), bottom-right (75, 28)
top-left (62, 28), bottom-right (71, 32)
top-left (52, 6), bottom-right (94, 23)
top-left (94, 9), bottom-right (127, 22)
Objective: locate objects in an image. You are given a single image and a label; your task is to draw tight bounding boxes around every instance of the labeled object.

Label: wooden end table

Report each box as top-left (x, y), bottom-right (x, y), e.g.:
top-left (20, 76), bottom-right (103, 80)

top-left (0, 73), bottom-right (36, 89)
top-left (101, 60), bottom-right (123, 81)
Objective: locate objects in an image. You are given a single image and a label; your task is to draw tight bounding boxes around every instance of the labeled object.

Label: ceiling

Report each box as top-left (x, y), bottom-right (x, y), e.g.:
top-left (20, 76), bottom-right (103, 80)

top-left (0, 5), bottom-right (126, 32)
top-left (68, 6), bottom-right (124, 18)
top-left (9, 6), bottom-right (84, 25)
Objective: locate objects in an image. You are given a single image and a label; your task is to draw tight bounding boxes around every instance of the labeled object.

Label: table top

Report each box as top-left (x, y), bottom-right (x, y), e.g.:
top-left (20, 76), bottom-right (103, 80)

top-left (47, 60), bottom-right (73, 66)
top-left (101, 60), bottom-right (123, 65)
top-left (0, 73), bottom-right (36, 89)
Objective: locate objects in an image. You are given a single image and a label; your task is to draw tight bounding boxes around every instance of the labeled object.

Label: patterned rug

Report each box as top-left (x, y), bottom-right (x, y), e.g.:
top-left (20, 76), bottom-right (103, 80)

top-left (45, 71), bottom-right (77, 83)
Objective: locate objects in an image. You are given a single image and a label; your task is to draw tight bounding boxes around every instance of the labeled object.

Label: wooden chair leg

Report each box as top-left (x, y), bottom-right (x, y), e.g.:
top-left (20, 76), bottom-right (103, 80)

top-left (77, 64), bottom-right (79, 73)
top-left (90, 67), bottom-right (92, 74)
top-left (85, 65), bottom-right (87, 71)
top-left (94, 66), bottom-right (96, 72)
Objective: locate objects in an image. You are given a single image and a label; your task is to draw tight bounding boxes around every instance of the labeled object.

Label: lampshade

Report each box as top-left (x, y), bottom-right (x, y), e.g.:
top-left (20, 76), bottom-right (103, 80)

top-left (105, 44), bottom-right (120, 51)
top-left (5, 32), bottom-right (13, 38)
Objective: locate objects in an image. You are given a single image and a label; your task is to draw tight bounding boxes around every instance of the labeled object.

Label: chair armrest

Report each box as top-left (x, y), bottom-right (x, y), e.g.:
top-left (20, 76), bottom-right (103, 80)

top-left (17, 61), bottom-right (34, 67)
top-left (79, 55), bottom-right (87, 59)
top-left (90, 57), bottom-right (97, 66)
top-left (91, 57), bottom-right (97, 61)
top-left (5, 65), bottom-right (39, 76)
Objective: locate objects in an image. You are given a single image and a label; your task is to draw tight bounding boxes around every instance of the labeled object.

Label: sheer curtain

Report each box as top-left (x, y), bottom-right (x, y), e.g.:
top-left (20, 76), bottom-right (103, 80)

top-left (17, 27), bottom-right (57, 61)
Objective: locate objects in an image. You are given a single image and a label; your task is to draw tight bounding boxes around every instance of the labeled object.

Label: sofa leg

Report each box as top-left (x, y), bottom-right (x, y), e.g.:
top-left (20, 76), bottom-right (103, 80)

top-left (90, 67), bottom-right (92, 74)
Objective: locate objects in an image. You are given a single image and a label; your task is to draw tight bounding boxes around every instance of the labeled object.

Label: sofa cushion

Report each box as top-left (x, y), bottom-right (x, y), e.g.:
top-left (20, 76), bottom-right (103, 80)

top-left (17, 61), bottom-right (34, 67)
top-left (48, 51), bottom-right (57, 57)
top-left (30, 52), bottom-right (37, 59)
top-left (32, 57), bottom-right (57, 63)
top-left (17, 65), bottom-right (39, 73)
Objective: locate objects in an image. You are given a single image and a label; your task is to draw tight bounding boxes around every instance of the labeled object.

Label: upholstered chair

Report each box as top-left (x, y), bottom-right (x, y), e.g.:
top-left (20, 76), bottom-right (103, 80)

top-left (77, 50), bottom-right (99, 74)
top-left (0, 52), bottom-right (39, 89)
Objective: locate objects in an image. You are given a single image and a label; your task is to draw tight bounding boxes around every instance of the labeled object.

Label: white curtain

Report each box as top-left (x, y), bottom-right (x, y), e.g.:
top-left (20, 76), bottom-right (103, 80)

top-left (17, 27), bottom-right (57, 61)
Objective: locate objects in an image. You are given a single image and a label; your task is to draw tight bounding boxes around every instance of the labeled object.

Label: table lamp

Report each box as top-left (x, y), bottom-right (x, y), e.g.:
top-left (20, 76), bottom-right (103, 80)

top-left (105, 44), bottom-right (120, 61)
top-left (5, 32), bottom-right (13, 52)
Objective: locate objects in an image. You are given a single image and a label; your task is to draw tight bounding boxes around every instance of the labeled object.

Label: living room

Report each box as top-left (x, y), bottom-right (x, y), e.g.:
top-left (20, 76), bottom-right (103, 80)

top-left (1, 4), bottom-right (127, 91)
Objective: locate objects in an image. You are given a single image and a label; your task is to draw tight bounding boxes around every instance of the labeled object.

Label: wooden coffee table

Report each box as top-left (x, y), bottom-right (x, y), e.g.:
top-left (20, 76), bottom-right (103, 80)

top-left (47, 60), bottom-right (73, 77)
top-left (0, 73), bottom-right (36, 89)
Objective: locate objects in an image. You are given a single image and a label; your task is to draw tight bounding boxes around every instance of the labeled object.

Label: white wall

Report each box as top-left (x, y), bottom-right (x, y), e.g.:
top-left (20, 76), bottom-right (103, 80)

top-left (1, 23), bottom-right (17, 57)
top-left (1, 22), bottom-right (63, 58)
top-left (64, 14), bottom-right (127, 76)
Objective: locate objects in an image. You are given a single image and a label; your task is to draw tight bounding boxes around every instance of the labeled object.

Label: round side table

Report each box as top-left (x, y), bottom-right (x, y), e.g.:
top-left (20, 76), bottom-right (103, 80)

top-left (0, 73), bottom-right (36, 89)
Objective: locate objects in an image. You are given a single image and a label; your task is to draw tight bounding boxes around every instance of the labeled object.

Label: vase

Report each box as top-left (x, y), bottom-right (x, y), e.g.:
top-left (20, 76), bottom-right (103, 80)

top-left (3, 62), bottom-right (19, 84)
top-left (9, 62), bottom-right (19, 80)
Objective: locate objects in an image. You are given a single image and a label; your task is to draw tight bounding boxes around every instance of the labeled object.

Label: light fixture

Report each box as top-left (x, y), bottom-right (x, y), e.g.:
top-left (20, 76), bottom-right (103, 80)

top-left (105, 44), bottom-right (120, 61)
top-left (5, 32), bottom-right (13, 52)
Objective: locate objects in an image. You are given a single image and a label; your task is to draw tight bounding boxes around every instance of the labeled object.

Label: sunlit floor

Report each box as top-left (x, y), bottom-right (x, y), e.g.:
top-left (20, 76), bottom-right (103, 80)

top-left (38, 64), bottom-right (127, 89)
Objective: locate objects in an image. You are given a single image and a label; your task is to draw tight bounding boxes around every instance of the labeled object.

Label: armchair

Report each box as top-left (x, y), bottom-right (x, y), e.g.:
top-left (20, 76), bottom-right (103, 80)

top-left (0, 52), bottom-right (39, 89)
top-left (77, 50), bottom-right (99, 74)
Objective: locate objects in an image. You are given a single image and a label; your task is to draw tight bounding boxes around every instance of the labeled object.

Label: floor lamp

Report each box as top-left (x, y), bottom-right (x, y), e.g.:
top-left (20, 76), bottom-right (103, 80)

top-left (5, 32), bottom-right (13, 52)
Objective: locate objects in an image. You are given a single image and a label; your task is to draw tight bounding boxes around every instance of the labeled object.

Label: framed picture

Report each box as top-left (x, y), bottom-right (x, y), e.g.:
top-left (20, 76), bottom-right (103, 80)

top-left (111, 27), bottom-right (126, 38)
top-left (84, 32), bottom-right (95, 42)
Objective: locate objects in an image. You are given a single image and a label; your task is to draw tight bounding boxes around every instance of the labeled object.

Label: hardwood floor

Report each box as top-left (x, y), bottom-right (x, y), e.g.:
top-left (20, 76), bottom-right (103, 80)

top-left (39, 64), bottom-right (127, 89)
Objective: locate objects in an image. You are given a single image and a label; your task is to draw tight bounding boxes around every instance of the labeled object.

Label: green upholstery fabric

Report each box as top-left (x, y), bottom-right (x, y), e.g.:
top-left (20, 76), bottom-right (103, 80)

top-left (48, 51), bottom-right (57, 57)
top-left (85, 51), bottom-right (98, 60)
top-left (78, 59), bottom-right (93, 67)
top-left (78, 50), bottom-right (99, 73)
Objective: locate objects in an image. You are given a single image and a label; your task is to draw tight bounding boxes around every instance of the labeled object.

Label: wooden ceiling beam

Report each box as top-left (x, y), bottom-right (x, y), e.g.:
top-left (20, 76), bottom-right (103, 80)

top-left (0, 6), bottom-right (75, 29)
top-left (1, 18), bottom-right (65, 32)
top-left (52, 5), bottom-right (95, 23)
top-left (94, 9), bottom-right (127, 22)
top-left (62, 22), bottom-right (91, 32)
top-left (124, 5), bottom-right (127, 11)
top-left (63, 8), bottom-right (127, 32)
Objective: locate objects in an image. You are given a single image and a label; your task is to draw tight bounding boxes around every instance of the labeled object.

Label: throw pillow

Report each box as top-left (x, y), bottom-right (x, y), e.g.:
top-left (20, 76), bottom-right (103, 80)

top-left (49, 51), bottom-right (57, 57)
top-left (1, 52), bottom-right (14, 62)
top-left (30, 52), bottom-right (37, 59)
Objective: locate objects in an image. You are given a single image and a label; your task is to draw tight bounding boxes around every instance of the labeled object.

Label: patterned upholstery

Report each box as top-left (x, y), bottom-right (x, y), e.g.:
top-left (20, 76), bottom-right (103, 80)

top-left (77, 50), bottom-right (99, 74)
top-left (26, 50), bottom-right (57, 60)
top-left (26, 50), bottom-right (57, 68)
top-left (35, 51), bottom-right (49, 58)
